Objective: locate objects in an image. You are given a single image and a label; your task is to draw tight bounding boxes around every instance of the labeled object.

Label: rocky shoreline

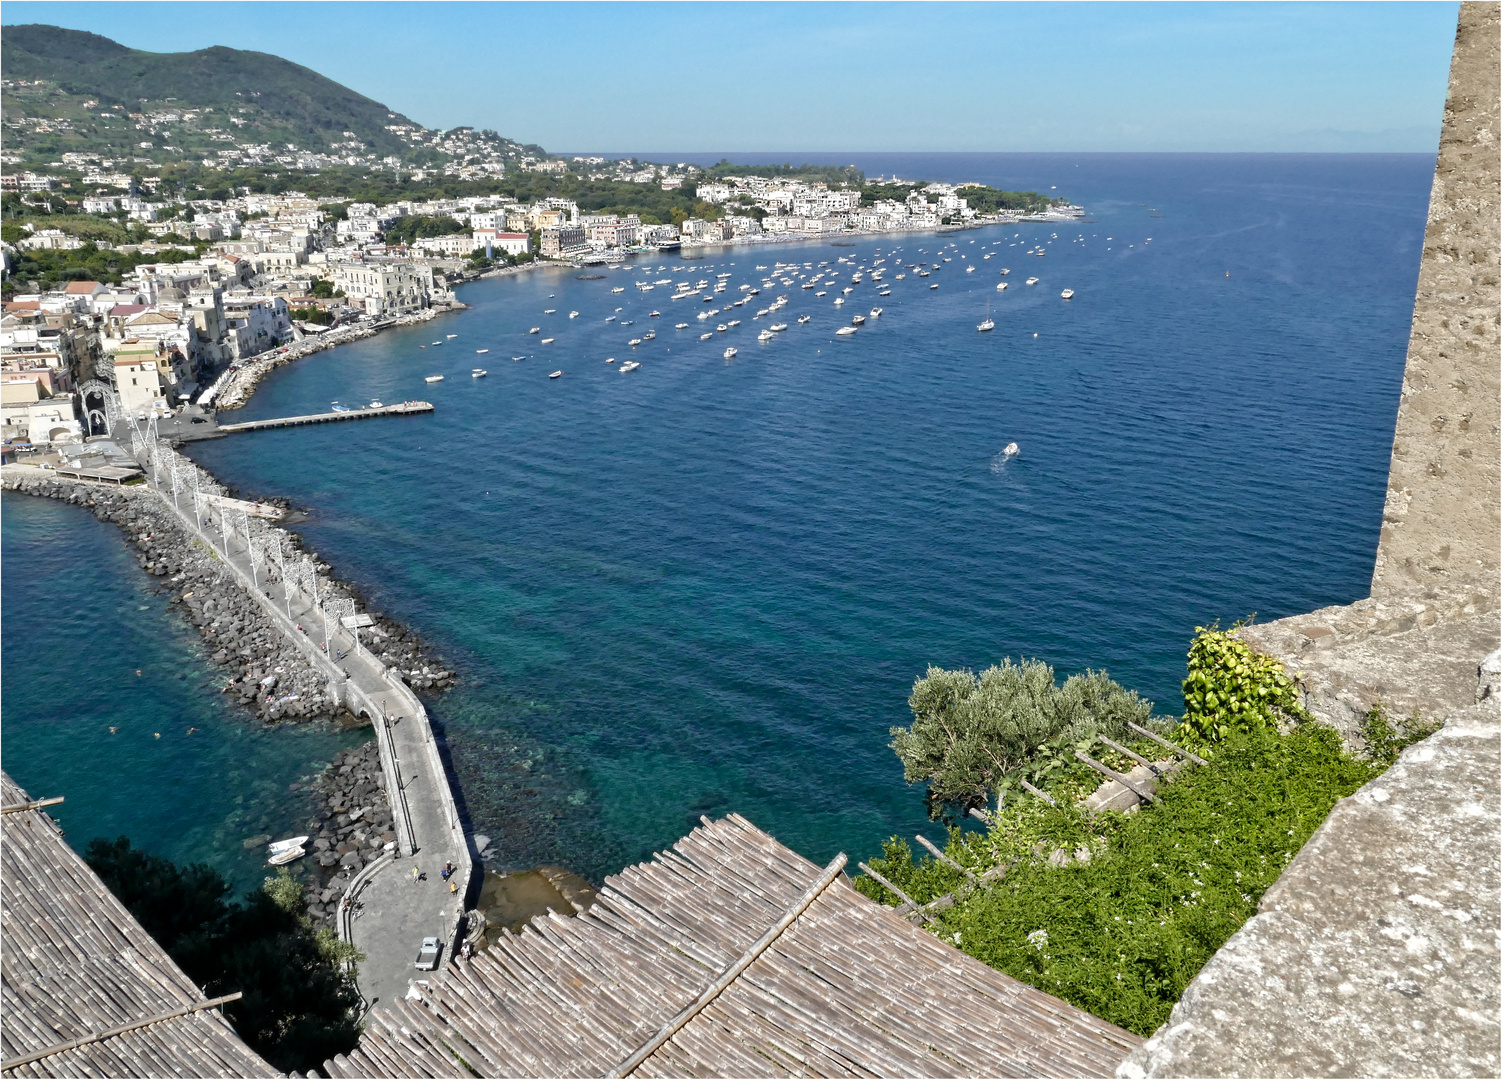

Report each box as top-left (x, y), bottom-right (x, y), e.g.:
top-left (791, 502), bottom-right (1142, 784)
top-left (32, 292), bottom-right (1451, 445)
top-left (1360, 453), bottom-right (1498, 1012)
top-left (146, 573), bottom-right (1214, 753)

top-left (299, 740), bottom-right (394, 929)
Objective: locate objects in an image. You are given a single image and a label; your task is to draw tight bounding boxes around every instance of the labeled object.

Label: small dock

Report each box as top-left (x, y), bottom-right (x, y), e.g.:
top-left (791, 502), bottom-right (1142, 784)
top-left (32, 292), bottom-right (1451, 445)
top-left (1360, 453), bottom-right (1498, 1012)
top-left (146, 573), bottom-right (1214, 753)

top-left (217, 401), bottom-right (434, 435)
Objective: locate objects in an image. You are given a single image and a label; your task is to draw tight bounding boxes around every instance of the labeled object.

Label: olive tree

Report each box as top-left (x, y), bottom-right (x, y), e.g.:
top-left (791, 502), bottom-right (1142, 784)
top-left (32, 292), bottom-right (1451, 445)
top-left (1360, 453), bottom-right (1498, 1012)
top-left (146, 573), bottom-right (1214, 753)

top-left (890, 659), bottom-right (1153, 817)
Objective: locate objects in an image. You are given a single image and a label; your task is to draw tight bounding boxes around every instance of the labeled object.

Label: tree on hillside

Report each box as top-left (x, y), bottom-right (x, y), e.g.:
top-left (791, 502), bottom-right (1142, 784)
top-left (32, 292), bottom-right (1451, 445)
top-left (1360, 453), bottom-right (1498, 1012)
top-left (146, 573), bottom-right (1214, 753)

top-left (891, 659), bottom-right (1154, 817)
top-left (85, 837), bottom-right (361, 1074)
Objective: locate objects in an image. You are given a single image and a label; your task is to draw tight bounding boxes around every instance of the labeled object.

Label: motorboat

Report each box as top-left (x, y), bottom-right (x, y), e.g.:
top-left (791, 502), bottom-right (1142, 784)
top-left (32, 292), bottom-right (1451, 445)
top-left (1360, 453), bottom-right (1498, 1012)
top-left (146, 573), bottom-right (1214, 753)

top-left (472, 369), bottom-right (487, 377)
top-left (676, 322), bottom-right (689, 329)
top-left (541, 337), bottom-right (555, 344)
top-left (833, 297), bottom-right (845, 306)
top-left (997, 282), bottom-right (1009, 291)
top-left (1003, 442), bottom-right (1019, 456)
top-left (723, 347), bottom-right (738, 359)
top-left (549, 370), bottom-right (563, 378)
top-left (1000, 268), bottom-right (1010, 275)
top-left (629, 337), bottom-right (643, 346)
top-left (929, 283), bottom-right (939, 290)
top-left (643, 331), bottom-right (656, 340)
top-left (620, 360), bottom-right (640, 373)
top-left (543, 309), bottom-right (556, 314)
top-left (770, 323), bottom-right (788, 332)
top-left (1026, 277), bottom-right (1039, 286)
top-left (332, 404), bottom-right (352, 412)
top-left (649, 310), bottom-right (661, 317)
top-left (726, 319), bottom-right (741, 327)
top-left (1061, 289), bottom-right (1075, 300)
top-left (529, 327), bottom-right (540, 334)
top-left (835, 326), bottom-right (858, 336)
top-left (606, 357), bottom-right (616, 363)
top-left (850, 315), bottom-right (866, 326)
top-left (716, 324), bottom-right (727, 333)
top-left (879, 288), bottom-right (892, 296)
top-left (369, 401), bottom-right (384, 408)
top-left (476, 348), bottom-right (489, 354)
top-left (869, 307), bottom-right (882, 318)
top-left (268, 845), bottom-right (306, 866)
top-left (447, 333), bottom-right (458, 339)
top-left (424, 375), bottom-right (444, 383)
top-left (758, 329), bottom-right (774, 342)
top-left (797, 314), bottom-right (811, 324)
top-left (512, 356), bottom-right (526, 361)
top-left (700, 332), bottom-right (713, 340)
top-left (611, 287), bottom-right (625, 293)
top-left (268, 836), bottom-right (308, 855)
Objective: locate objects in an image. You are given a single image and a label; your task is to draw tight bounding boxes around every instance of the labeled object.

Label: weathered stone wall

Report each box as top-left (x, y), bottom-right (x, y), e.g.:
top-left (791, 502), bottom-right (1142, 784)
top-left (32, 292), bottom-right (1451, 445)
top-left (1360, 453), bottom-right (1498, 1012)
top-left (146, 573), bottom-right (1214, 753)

top-left (1125, 6), bottom-right (1502, 1076)
top-left (1372, 0), bottom-right (1501, 596)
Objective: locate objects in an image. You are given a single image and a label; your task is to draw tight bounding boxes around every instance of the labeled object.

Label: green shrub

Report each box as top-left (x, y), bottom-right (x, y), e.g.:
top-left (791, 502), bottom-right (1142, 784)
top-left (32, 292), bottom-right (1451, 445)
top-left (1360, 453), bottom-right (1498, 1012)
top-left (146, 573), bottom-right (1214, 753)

top-left (858, 722), bottom-right (1387, 1036)
top-left (890, 660), bottom-right (1154, 818)
top-left (1358, 704), bottom-right (1441, 768)
top-left (1178, 625), bottom-right (1307, 747)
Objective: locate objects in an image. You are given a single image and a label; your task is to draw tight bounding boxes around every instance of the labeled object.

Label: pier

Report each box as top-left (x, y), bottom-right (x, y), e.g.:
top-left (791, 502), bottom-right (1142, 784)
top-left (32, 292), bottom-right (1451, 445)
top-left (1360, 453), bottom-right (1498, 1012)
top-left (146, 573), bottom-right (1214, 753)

top-left (216, 401), bottom-right (434, 435)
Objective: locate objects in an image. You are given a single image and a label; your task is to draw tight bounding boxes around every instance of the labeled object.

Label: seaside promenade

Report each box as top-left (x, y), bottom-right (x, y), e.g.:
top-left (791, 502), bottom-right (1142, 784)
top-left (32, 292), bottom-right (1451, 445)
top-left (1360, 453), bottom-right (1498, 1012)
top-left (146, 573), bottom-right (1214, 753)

top-left (125, 447), bottom-right (476, 1009)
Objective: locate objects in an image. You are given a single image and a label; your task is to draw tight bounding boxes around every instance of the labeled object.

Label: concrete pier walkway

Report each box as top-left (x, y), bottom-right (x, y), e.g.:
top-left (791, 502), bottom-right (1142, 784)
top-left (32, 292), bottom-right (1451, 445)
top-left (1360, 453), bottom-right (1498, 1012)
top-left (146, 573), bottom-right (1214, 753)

top-left (217, 401), bottom-right (434, 434)
top-left (135, 447), bottom-right (473, 1010)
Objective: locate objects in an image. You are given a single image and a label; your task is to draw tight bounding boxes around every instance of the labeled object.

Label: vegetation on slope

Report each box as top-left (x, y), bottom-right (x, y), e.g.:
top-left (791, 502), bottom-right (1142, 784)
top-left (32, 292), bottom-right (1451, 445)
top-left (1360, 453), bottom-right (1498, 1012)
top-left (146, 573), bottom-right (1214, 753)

top-left (861, 628), bottom-right (1438, 1037)
top-left (85, 838), bottom-right (361, 1074)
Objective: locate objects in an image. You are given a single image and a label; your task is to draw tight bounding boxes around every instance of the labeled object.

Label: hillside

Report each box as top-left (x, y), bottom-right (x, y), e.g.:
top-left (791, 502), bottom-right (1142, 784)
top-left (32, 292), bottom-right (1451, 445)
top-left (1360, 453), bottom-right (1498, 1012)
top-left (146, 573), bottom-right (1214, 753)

top-left (0, 25), bottom-right (541, 169)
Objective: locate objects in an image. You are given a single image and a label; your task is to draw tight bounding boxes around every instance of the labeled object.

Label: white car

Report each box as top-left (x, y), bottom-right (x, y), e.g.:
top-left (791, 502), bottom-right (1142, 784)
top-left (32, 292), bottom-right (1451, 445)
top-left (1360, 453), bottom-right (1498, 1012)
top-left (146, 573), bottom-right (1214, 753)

top-left (415, 936), bottom-right (441, 971)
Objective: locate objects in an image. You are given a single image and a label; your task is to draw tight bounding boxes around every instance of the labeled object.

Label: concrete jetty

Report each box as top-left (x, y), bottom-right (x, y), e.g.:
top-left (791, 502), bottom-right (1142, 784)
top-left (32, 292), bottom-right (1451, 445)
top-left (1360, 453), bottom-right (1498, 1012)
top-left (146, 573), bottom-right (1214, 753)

top-left (217, 401), bottom-right (434, 435)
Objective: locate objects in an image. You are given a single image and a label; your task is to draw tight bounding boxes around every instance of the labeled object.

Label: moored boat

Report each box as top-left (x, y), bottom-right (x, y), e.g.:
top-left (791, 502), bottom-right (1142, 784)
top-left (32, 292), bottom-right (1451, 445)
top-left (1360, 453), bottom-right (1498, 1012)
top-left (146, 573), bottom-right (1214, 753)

top-left (424, 375), bottom-right (444, 383)
top-left (723, 347), bottom-right (738, 358)
top-left (549, 370), bottom-right (563, 378)
top-left (836, 326), bottom-right (858, 336)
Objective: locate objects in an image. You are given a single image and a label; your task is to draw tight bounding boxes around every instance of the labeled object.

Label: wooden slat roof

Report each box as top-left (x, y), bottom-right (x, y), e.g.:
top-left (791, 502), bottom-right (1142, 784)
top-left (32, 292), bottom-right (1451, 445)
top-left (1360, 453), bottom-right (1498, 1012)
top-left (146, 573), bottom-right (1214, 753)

top-left (325, 814), bottom-right (1139, 1078)
top-left (0, 772), bottom-right (275, 1079)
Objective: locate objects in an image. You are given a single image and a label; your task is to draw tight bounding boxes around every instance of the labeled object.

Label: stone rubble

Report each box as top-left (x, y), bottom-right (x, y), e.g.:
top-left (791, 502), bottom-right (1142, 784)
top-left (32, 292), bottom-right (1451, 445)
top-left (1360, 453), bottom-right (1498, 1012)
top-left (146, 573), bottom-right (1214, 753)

top-left (301, 739), bottom-right (395, 930)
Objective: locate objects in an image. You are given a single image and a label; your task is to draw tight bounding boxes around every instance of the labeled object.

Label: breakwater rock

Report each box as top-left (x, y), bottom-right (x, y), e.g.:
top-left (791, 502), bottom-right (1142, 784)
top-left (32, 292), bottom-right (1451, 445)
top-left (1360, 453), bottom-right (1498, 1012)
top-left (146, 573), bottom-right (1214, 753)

top-left (301, 740), bottom-right (395, 929)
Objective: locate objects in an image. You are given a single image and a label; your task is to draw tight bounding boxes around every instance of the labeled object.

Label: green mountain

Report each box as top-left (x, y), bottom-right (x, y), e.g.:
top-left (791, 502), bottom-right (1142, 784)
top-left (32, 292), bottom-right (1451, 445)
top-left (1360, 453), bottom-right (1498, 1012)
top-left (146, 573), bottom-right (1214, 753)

top-left (1, 25), bottom-right (531, 167)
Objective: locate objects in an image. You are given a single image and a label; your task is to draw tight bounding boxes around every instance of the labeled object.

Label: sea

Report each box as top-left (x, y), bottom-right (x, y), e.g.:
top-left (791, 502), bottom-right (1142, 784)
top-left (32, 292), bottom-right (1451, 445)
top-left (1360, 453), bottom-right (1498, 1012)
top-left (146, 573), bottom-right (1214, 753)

top-left (1, 153), bottom-right (1435, 888)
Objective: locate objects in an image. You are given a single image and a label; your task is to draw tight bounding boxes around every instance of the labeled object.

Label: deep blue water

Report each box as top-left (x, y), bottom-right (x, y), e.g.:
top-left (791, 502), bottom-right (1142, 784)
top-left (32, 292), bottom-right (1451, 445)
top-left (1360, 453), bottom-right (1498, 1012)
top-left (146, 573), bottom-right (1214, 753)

top-left (3, 154), bottom-right (1432, 882)
top-left (0, 493), bottom-right (363, 889)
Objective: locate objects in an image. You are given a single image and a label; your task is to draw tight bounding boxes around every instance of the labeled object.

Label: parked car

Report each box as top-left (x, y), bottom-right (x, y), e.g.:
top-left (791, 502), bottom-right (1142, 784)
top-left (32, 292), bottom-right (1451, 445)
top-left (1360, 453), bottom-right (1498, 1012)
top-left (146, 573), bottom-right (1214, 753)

top-left (190, 416), bottom-right (209, 425)
top-left (415, 936), bottom-right (441, 971)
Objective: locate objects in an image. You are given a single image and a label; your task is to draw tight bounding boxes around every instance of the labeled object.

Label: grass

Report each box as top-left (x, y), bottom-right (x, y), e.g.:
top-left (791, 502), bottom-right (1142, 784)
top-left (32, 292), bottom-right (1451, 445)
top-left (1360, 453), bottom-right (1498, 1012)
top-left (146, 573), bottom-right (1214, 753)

top-left (855, 722), bottom-right (1396, 1036)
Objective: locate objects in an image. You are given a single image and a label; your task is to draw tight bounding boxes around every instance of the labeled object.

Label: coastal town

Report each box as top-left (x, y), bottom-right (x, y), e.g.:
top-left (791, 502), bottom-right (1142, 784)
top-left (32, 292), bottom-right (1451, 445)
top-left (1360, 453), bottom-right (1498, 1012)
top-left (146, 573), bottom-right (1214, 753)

top-left (2, 165), bottom-right (1081, 453)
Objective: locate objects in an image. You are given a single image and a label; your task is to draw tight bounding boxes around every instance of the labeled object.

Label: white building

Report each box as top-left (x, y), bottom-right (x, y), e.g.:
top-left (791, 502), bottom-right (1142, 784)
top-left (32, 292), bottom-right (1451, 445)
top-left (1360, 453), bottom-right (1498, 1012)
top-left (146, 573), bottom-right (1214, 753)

top-left (332, 261), bottom-right (433, 316)
top-left (471, 230), bottom-right (531, 256)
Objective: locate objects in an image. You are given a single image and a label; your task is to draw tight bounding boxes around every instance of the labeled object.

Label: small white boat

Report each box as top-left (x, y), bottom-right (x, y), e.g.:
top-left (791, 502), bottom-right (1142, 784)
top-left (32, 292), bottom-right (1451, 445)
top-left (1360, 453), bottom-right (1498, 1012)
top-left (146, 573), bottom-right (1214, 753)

top-left (629, 338), bottom-right (643, 346)
top-left (1060, 289), bottom-right (1075, 300)
top-left (929, 284), bottom-right (939, 290)
top-left (1026, 277), bottom-right (1039, 286)
top-left (797, 315), bottom-right (811, 325)
top-left (727, 319), bottom-right (741, 327)
top-left (770, 323), bottom-right (787, 332)
top-left (549, 370), bottom-right (563, 378)
top-left (472, 369), bottom-right (487, 377)
top-left (649, 310), bottom-right (661, 317)
top-left (425, 375), bottom-right (444, 383)
top-left (836, 326), bottom-right (858, 336)
top-left (716, 324), bottom-right (727, 333)
top-left (541, 337), bottom-right (555, 344)
top-left (879, 288), bottom-right (892, 296)
top-left (432, 341), bottom-right (443, 345)
top-left (476, 348), bottom-right (489, 354)
top-left (369, 401), bottom-right (383, 408)
top-left (268, 846), bottom-right (305, 866)
top-left (568, 311), bottom-right (579, 319)
top-left (966, 266), bottom-right (975, 273)
top-left (850, 315), bottom-right (866, 326)
top-left (1004, 442), bottom-right (1019, 456)
top-left (676, 322), bottom-right (689, 329)
top-left (511, 356), bottom-right (526, 361)
top-left (869, 308), bottom-right (882, 318)
top-left (611, 287), bottom-right (625, 293)
top-left (529, 327), bottom-right (540, 334)
top-left (758, 329), bottom-right (774, 342)
top-left (978, 319), bottom-right (995, 332)
top-left (723, 347), bottom-right (738, 359)
top-left (833, 297), bottom-right (845, 306)
top-left (446, 333), bottom-right (458, 339)
top-left (620, 360), bottom-right (640, 373)
top-left (1000, 268), bottom-right (1010, 275)
top-left (700, 332), bottom-right (713, 340)
top-left (268, 836), bottom-right (308, 854)
top-left (996, 282), bottom-right (1009, 291)
top-left (815, 290), bottom-right (827, 297)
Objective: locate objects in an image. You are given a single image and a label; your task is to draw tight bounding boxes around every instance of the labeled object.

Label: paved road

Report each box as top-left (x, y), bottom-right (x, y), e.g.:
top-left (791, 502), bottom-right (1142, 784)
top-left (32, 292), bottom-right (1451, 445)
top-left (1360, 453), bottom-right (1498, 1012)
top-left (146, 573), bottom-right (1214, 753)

top-left (140, 452), bottom-right (472, 1008)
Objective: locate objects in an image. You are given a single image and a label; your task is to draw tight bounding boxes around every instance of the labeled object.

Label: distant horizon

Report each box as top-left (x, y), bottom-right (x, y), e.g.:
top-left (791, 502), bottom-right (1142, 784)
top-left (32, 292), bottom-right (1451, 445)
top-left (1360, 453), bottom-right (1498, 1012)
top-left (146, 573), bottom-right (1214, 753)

top-left (2, 2), bottom-right (1458, 154)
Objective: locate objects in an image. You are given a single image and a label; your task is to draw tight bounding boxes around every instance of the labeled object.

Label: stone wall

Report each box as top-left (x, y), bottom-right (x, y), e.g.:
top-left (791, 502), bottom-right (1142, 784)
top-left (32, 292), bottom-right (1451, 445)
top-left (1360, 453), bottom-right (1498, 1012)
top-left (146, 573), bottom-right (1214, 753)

top-left (1125, 6), bottom-right (1502, 1075)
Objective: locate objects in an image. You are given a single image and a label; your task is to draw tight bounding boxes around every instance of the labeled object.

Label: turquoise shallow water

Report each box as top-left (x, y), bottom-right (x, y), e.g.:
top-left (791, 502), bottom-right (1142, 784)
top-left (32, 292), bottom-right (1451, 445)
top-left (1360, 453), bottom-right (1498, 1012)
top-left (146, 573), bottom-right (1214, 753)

top-left (0, 494), bottom-right (363, 889)
top-left (3, 154), bottom-right (1433, 882)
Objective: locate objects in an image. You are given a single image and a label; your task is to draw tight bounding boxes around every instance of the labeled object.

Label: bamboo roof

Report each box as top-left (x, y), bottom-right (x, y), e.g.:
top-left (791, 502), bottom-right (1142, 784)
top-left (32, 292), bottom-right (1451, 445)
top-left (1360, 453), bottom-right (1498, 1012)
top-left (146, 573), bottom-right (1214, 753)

top-left (324, 813), bottom-right (1139, 1078)
top-left (0, 772), bottom-right (275, 1079)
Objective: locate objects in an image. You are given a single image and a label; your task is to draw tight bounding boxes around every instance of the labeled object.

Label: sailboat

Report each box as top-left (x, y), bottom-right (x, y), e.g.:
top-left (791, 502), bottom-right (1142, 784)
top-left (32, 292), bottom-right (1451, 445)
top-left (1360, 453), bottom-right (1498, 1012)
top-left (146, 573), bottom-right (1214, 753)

top-left (977, 298), bottom-right (995, 332)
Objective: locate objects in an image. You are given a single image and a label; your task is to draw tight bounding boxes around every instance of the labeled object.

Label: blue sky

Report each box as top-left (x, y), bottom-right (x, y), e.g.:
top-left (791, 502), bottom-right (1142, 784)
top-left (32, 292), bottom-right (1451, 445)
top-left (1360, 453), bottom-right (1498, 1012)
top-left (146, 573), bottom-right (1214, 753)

top-left (4, 2), bottom-right (1459, 153)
